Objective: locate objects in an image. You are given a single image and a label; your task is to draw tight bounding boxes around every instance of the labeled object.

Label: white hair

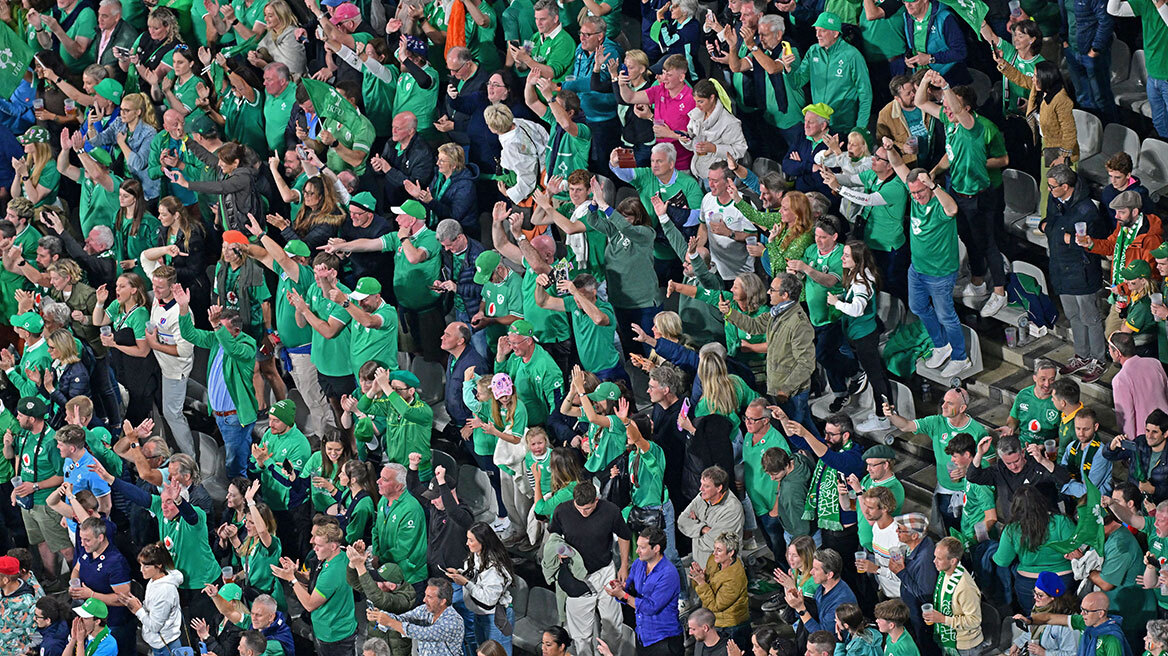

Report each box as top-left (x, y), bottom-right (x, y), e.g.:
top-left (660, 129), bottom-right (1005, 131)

top-left (651, 142), bottom-right (677, 164)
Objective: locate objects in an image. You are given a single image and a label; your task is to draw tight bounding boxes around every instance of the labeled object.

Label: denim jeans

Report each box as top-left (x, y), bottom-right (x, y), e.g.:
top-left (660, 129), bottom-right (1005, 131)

top-left (1065, 47), bottom-right (1117, 121)
top-left (968, 539), bottom-right (1010, 606)
top-left (215, 412), bottom-right (256, 478)
top-left (908, 265), bottom-right (967, 360)
top-left (452, 583), bottom-right (478, 656)
top-left (779, 389), bottom-right (821, 441)
top-left (639, 497), bottom-right (681, 571)
top-left (161, 375), bottom-right (195, 457)
top-left (1148, 76), bottom-right (1168, 138)
top-left (455, 308), bottom-right (490, 359)
top-left (755, 512), bottom-right (786, 566)
top-left (473, 607), bottom-right (515, 655)
top-left (150, 639), bottom-right (184, 656)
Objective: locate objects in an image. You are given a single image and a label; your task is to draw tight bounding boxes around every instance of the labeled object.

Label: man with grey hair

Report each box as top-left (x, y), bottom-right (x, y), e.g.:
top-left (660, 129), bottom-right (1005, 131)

top-left (1044, 163), bottom-right (1108, 380)
top-left (94, 0), bottom-right (136, 73)
top-left (439, 47), bottom-right (486, 139)
top-left (372, 463), bottom-right (429, 596)
top-left (39, 210), bottom-right (117, 289)
top-left (645, 363), bottom-right (688, 504)
top-left (609, 142), bottom-right (704, 241)
top-left (440, 319), bottom-right (487, 444)
top-left (534, 271), bottom-right (628, 384)
top-left (371, 111), bottom-right (436, 207)
top-left (361, 637), bottom-right (393, 656)
top-left (568, 14), bottom-right (621, 168)
top-left (968, 432), bottom-right (1068, 523)
top-left (725, 13), bottom-right (806, 156)
top-left (239, 593), bottom-right (294, 656)
top-left (435, 218), bottom-right (488, 355)
top-left (371, 578), bottom-right (463, 656)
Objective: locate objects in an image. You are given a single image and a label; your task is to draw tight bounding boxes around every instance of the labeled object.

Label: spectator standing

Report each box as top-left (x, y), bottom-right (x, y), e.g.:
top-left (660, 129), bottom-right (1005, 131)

top-left (1104, 409), bottom-right (1168, 502)
top-left (272, 522), bottom-right (357, 656)
top-left (926, 537), bottom-right (985, 656)
top-left (603, 527), bottom-right (684, 656)
top-left (372, 578), bottom-right (465, 656)
top-left (1109, 332), bottom-right (1168, 439)
top-left (690, 532), bottom-right (749, 647)
top-left (1107, 0), bottom-right (1168, 137)
top-left (783, 13), bottom-right (873, 133)
top-left (890, 513), bottom-right (938, 643)
top-left (784, 548), bottom-right (859, 634)
top-left (121, 542), bottom-right (183, 656)
top-left (678, 466), bottom-right (746, 568)
top-left (71, 517), bottom-right (133, 653)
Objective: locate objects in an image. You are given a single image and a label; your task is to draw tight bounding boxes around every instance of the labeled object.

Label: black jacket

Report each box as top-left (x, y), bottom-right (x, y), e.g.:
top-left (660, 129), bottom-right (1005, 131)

top-left (185, 142), bottom-right (264, 232)
top-left (380, 135), bottom-right (436, 208)
top-left (965, 457), bottom-right (1070, 523)
top-left (439, 237), bottom-right (486, 317)
top-left (1043, 178), bottom-right (1107, 296)
top-left (406, 468), bottom-right (472, 573)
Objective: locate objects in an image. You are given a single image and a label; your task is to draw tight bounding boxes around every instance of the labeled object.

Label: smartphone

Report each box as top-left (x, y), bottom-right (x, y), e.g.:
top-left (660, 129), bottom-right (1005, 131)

top-left (296, 144), bottom-right (308, 160)
top-left (781, 41), bottom-right (792, 57)
top-left (619, 62), bottom-right (628, 75)
top-left (113, 45), bottom-right (130, 59)
top-left (508, 39), bottom-right (520, 48)
top-left (676, 398), bottom-right (691, 431)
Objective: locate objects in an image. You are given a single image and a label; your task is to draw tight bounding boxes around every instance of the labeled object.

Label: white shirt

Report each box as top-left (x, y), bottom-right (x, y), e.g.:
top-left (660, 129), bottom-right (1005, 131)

top-left (149, 298), bottom-right (194, 379)
top-left (870, 518), bottom-right (902, 597)
top-left (700, 192), bottom-right (755, 280)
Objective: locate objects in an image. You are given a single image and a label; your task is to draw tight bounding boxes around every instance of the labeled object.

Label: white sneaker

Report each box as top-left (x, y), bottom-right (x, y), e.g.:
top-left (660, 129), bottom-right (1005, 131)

top-left (857, 415), bottom-right (891, 432)
top-left (979, 292), bottom-right (1008, 317)
top-left (958, 282), bottom-right (988, 298)
top-left (940, 358), bottom-right (972, 378)
top-left (490, 516), bottom-right (511, 533)
top-left (923, 343), bottom-right (953, 369)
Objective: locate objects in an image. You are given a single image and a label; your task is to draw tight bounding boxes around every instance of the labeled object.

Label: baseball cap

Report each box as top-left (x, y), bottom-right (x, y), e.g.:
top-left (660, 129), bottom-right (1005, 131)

top-left (186, 113), bottom-right (219, 137)
top-left (1152, 244), bottom-right (1168, 260)
top-left (75, 598), bottom-right (109, 619)
top-left (813, 12), bottom-right (842, 31)
top-left (508, 320), bottom-right (536, 338)
top-left (10, 311), bottom-right (43, 333)
top-left (86, 147), bottom-right (113, 168)
top-left (0, 555), bottom-right (18, 576)
top-left (349, 277), bottom-right (382, 301)
top-left (587, 381), bottom-right (621, 402)
top-left (473, 251), bottom-right (502, 285)
top-left (490, 373), bottom-right (514, 399)
top-left (391, 199), bottom-right (427, 221)
top-left (1120, 259), bottom-right (1152, 281)
top-left (218, 583), bottom-right (244, 601)
top-left (330, 2), bottom-right (360, 23)
top-left (284, 240), bottom-right (311, 258)
top-left (94, 78), bottom-right (123, 103)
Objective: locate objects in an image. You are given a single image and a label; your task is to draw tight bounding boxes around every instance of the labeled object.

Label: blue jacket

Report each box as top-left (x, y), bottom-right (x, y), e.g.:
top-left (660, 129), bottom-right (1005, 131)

top-left (440, 236), bottom-right (487, 317)
top-left (262, 610), bottom-right (296, 656)
top-left (564, 40), bottom-right (621, 122)
top-left (425, 166), bottom-right (480, 232)
top-left (625, 557), bottom-right (683, 646)
top-left (1078, 615), bottom-right (1133, 656)
top-left (901, 1), bottom-right (971, 85)
top-left (896, 537), bottom-right (938, 635)
top-left (782, 137), bottom-right (832, 197)
top-left (818, 441), bottom-right (866, 526)
top-left (805, 579), bottom-right (858, 633)
top-left (38, 620), bottom-right (70, 656)
top-left (444, 345), bottom-right (488, 429)
top-left (1043, 178), bottom-right (1107, 296)
top-left (1059, 0), bottom-right (1114, 55)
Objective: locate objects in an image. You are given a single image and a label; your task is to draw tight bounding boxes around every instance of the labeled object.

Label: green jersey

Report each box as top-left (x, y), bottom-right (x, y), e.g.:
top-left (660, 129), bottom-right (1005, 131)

top-left (801, 242), bottom-right (844, 327)
top-left (55, 3), bottom-right (96, 72)
top-left (105, 300), bottom-right (148, 338)
top-left (743, 428), bottom-right (791, 515)
top-left (939, 112), bottom-right (989, 195)
top-left (85, 427), bottom-right (122, 478)
top-left (914, 415), bottom-right (990, 491)
top-left (307, 283), bottom-right (353, 377)
top-left (994, 514), bottom-right (1075, 574)
top-left (1010, 385), bottom-right (1060, 445)
top-left (393, 64), bottom-right (439, 135)
top-left (379, 229), bottom-right (442, 309)
top-left (323, 113), bottom-right (375, 174)
top-left (221, 88), bottom-right (267, 156)
top-left (627, 168), bottom-right (703, 261)
top-left (481, 270), bottom-right (524, 347)
top-left (541, 108), bottom-right (592, 178)
top-left (1100, 525), bottom-right (1156, 625)
top-left (583, 415), bottom-right (627, 473)
top-left (908, 196), bottom-right (958, 277)
top-left (953, 478), bottom-right (995, 546)
top-left (997, 37), bottom-right (1043, 116)
top-left (531, 26), bottom-right (576, 80)
top-left (375, 392), bottom-right (433, 477)
top-left (1130, 0), bottom-right (1168, 79)
top-left (348, 301), bottom-right (399, 371)
top-left (245, 535), bottom-right (285, 609)
top-left (563, 295), bottom-right (620, 371)
top-left (857, 170), bottom-right (908, 251)
top-left (79, 172), bottom-right (122, 235)
top-left (883, 631), bottom-right (920, 656)
top-left (1145, 523), bottom-right (1168, 609)
top-left (272, 261), bottom-right (315, 348)
top-left (522, 262), bottom-right (571, 343)
top-left (213, 262), bottom-right (271, 332)
top-left (14, 424), bottom-right (59, 504)
top-left (263, 84), bottom-right (298, 153)
top-left (151, 495), bottom-right (220, 590)
top-left (311, 552), bottom-right (357, 642)
top-left (255, 426), bottom-right (311, 511)
top-left (496, 347), bottom-right (563, 425)
top-left (628, 440), bottom-right (667, 508)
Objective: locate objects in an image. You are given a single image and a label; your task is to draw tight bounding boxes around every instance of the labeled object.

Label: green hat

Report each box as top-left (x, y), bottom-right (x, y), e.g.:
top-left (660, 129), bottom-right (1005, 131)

top-left (17, 396), bottom-right (48, 417)
top-left (75, 598), bottom-right (109, 619)
top-left (186, 113), bottom-right (218, 137)
top-left (348, 277), bottom-right (382, 301)
top-left (94, 78), bottom-right (123, 104)
top-left (218, 583), bottom-right (243, 601)
top-left (349, 191), bottom-right (377, 213)
top-left (1121, 259), bottom-right (1152, 281)
top-left (1152, 244), bottom-right (1168, 260)
top-left (284, 239), bottom-right (311, 258)
top-left (587, 381), bottom-right (621, 402)
top-left (17, 126), bottom-right (49, 145)
top-left (354, 416), bottom-right (376, 441)
top-left (270, 399), bottom-right (296, 426)
top-left (863, 444), bottom-right (897, 461)
top-left (812, 11), bottom-right (842, 31)
top-left (391, 199), bottom-right (427, 221)
top-left (85, 147), bottom-right (112, 168)
top-left (473, 251), bottom-right (502, 285)
top-left (802, 103), bottom-right (834, 122)
top-left (10, 311), bottom-right (43, 333)
top-left (508, 319), bottom-right (535, 338)
top-left (390, 370), bottom-right (421, 389)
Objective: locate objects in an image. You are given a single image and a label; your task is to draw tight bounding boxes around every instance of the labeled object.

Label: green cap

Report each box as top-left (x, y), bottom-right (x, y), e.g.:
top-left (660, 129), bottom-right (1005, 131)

top-left (75, 598), bottom-right (109, 619)
top-left (587, 381), bottom-right (621, 402)
top-left (85, 147), bottom-right (112, 168)
top-left (863, 444), bottom-right (897, 461)
top-left (508, 319), bottom-right (535, 338)
top-left (17, 396), bottom-right (48, 417)
top-left (348, 277), bottom-right (382, 301)
top-left (10, 311), bottom-right (43, 333)
top-left (473, 251), bottom-right (502, 285)
top-left (803, 102), bottom-right (834, 122)
top-left (94, 78), bottom-right (123, 104)
top-left (270, 399), bottom-right (296, 427)
top-left (186, 113), bottom-right (219, 136)
top-left (18, 126), bottom-right (49, 145)
top-left (354, 416), bottom-right (376, 441)
top-left (1121, 259), bottom-right (1152, 281)
top-left (284, 239), bottom-right (311, 258)
top-left (350, 191), bottom-right (377, 212)
top-left (218, 583), bottom-right (243, 601)
top-left (1152, 244), bottom-right (1168, 260)
top-left (812, 11), bottom-right (842, 31)
top-left (391, 199), bottom-right (427, 221)
top-left (390, 370), bottom-right (421, 388)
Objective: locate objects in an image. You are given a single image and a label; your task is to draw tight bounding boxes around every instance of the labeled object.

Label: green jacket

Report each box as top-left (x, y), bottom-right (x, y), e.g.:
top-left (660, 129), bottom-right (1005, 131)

top-left (786, 38), bottom-right (873, 133)
top-left (347, 562), bottom-right (415, 654)
top-left (776, 453), bottom-right (813, 537)
top-left (178, 313), bottom-right (258, 425)
top-left (726, 302), bottom-right (815, 398)
top-left (372, 491), bottom-right (428, 584)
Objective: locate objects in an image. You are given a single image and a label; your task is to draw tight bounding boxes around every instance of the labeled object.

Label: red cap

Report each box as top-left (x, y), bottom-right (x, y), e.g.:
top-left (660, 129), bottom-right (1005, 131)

top-left (222, 230), bottom-right (249, 245)
top-left (331, 3), bottom-right (360, 23)
top-left (0, 555), bottom-right (20, 576)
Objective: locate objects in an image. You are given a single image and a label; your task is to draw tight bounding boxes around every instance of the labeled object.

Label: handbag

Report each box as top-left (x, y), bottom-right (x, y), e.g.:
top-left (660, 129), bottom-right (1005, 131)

top-left (601, 451), bottom-right (631, 509)
top-left (626, 449), bottom-right (665, 534)
top-left (493, 430), bottom-right (527, 472)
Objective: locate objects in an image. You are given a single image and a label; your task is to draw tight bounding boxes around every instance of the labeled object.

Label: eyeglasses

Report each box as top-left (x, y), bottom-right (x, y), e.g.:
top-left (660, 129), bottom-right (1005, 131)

top-left (1081, 608), bottom-right (1106, 615)
top-left (744, 415), bottom-right (767, 423)
top-left (580, 30), bottom-right (603, 37)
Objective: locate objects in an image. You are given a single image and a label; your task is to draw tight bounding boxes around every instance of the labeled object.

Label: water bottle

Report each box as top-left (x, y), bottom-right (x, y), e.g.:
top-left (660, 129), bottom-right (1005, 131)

top-left (1160, 566), bottom-right (1168, 596)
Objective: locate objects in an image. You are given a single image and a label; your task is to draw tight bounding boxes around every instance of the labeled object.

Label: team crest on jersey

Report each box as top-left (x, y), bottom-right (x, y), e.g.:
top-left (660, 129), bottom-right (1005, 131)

top-left (163, 536), bottom-right (174, 550)
top-left (22, 453), bottom-right (30, 466)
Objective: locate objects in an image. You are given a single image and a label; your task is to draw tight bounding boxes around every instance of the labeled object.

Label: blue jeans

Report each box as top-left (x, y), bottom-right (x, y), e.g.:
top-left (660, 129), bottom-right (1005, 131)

top-left (151, 639), bottom-right (184, 656)
top-left (455, 309), bottom-right (490, 360)
top-left (473, 606), bottom-right (515, 655)
top-left (1065, 47), bottom-right (1117, 120)
top-left (907, 264), bottom-right (966, 360)
top-left (1149, 76), bottom-right (1168, 138)
top-left (779, 389), bottom-right (821, 441)
top-left (755, 512), bottom-right (786, 566)
top-left (639, 497), bottom-right (681, 572)
top-left (968, 540), bottom-right (1011, 606)
top-left (452, 583), bottom-right (477, 656)
top-left (215, 412), bottom-right (256, 478)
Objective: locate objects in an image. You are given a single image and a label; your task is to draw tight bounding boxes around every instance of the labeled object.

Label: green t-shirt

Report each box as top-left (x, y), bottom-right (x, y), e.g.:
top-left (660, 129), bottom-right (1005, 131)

top-left (629, 168), bottom-right (703, 260)
top-left (858, 6), bottom-right (906, 61)
top-left (1131, 0), bottom-right (1168, 79)
top-left (481, 270), bottom-right (524, 347)
top-left (915, 414), bottom-right (990, 491)
top-left (349, 301), bottom-right (399, 372)
top-left (256, 426), bottom-right (311, 511)
top-left (997, 37), bottom-right (1043, 116)
top-left (362, 64), bottom-right (398, 139)
top-left (56, 4), bottom-right (97, 72)
top-left (1010, 385), bottom-right (1060, 445)
top-left (629, 440), bottom-right (667, 509)
top-left (1100, 524), bottom-right (1156, 623)
top-left (311, 552), bottom-right (357, 642)
top-left (14, 425), bottom-right (59, 504)
top-left (993, 514), bottom-right (1075, 574)
top-left (29, 160), bottom-right (61, 208)
top-left (303, 451), bottom-right (341, 513)
top-left (501, 0), bottom-right (536, 41)
top-left (272, 261), bottom-right (315, 348)
top-left (978, 115), bottom-right (1008, 189)
top-left (393, 64), bottom-right (439, 136)
top-left (85, 426), bottom-right (122, 477)
top-left (105, 300), bottom-right (148, 339)
top-left (858, 170), bottom-right (908, 251)
top-left (522, 263), bottom-right (571, 343)
top-left (221, 88), bottom-right (267, 156)
top-left (742, 427), bottom-right (791, 515)
top-left (563, 295), bottom-right (620, 371)
top-left (531, 26), bottom-right (576, 80)
top-left (541, 108), bottom-right (592, 179)
top-left (939, 112), bottom-right (989, 195)
top-left (263, 84), bottom-right (298, 154)
top-left (695, 374), bottom-right (758, 435)
top-left (113, 213), bottom-right (160, 280)
top-left (79, 172), bottom-right (122, 235)
top-left (801, 242), bottom-right (844, 327)
top-left (583, 414), bottom-right (627, 473)
top-left (307, 283), bottom-right (353, 377)
top-left (379, 230), bottom-right (442, 310)
top-left (884, 631), bottom-right (920, 656)
top-left (322, 114), bottom-right (375, 174)
top-left (151, 495), bottom-right (220, 590)
top-left (908, 196), bottom-right (958, 277)
top-left (245, 535), bottom-right (285, 609)
top-left (1145, 523), bottom-right (1168, 609)
top-left (953, 478), bottom-right (995, 546)
top-left (342, 491), bottom-right (374, 545)
top-left (496, 347), bottom-right (563, 425)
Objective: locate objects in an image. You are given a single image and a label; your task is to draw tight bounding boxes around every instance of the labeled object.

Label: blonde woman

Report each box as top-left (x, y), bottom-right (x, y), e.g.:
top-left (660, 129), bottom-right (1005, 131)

top-left (267, 177), bottom-right (346, 250)
top-left (42, 328), bottom-right (91, 423)
top-left (122, 8), bottom-right (182, 94)
top-left (11, 126), bottom-right (60, 208)
top-left (251, 0), bottom-right (307, 75)
top-left (467, 372), bottom-right (530, 539)
top-left (691, 344), bottom-right (757, 435)
top-left (92, 92), bottom-right (161, 198)
top-left (667, 273), bottom-right (768, 380)
top-left (405, 143), bottom-right (479, 232)
top-left (485, 102), bottom-right (548, 205)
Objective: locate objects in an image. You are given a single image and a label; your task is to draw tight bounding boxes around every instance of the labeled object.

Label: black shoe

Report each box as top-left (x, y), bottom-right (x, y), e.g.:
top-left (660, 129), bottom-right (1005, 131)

top-left (828, 395), bottom-right (849, 413)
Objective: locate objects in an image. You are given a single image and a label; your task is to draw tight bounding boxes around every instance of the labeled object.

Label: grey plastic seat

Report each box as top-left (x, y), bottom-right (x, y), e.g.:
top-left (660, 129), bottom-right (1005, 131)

top-left (1080, 123), bottom-right (1141, 185)
top-left (1074, 109), bottom-right (1102, 160)
top-left (1111, 38), bottom-right (1131, 85)
top-left (593, 174), bottom-right (617, 207)
top-left (512, 587), bottom-right (559, 653)
top-left (1114, 50), bottom-right (1147, 110)
top-left (1003, 169), bottom-right (1039, 228)
top-left (430, 449), bottom-right (457, 478)
top-left (458, 463), bottom-right (498, 521)
top-left (968, 68), bottom-right (993, 109)
top-left (752, 157), bottom-right (780, 178)
top-left (1134, 138), bottom-right (1168, 201)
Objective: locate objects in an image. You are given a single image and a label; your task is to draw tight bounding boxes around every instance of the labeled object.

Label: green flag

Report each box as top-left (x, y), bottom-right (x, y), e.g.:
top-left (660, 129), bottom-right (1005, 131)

top-left (939, 0), bottom-right (989, 37)
top-left (299, 77), bottom-right (364, 127)
top-left (0, 21), bottom-right (34, 98)
top-left (1049, 479), bottom-right (1106, 554)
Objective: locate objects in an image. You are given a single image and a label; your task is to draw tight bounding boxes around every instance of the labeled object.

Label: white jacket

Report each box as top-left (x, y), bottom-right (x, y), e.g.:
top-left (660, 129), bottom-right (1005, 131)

top-left (499, 119), bottom-right (549, 204)
top-left (684, 102), bottom-right (747, 181)
top-left (135, 570), bottom-right (184, 648)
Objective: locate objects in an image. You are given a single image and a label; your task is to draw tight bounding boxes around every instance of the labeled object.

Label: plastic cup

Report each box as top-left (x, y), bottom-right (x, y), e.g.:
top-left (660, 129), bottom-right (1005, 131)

top-left (1153, 293), bottom-right (1164, 306)
top-left (922, 603), bottom-right (934, 625)
top-left (1161, 566), bottom-right (1168, 596)
top-left (906, 136), bottom-right (918, 154)
top-left (100, 325), bottom-right (112, 337)
top-left (64, 99), bottom-right (76, 118)
top-left (32, 98), bottom-right (44, 110)
top-left (564, 75), bottom-right (576, 83)
top-left (975, 521), bottom-right (989, 543)
top-left (10, 476), bottom-right (21, 486)
top-left (946, 461), bottom-right (960, 479)
top-left (1005, 326), bottom-right (1018, 347)
top-left (69, 578), bottom-right (80, 589)
top-left (1075, 222), bottom-right (1087, 236)
top-left (1009, 0), bottom-right (1021, 15)
top-left (854, 551), bottom-right (867, 566)
top-left (222, 566), bottom-right (234, 584)
top-left (1044, 439), bottom-right (1058, 461)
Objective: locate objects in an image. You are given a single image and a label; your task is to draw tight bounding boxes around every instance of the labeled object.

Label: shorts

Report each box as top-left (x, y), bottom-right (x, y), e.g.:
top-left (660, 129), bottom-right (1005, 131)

top-left (317, 371), bottom-right (356, 399)
top-left (22, 503), bottom-right (72, 551)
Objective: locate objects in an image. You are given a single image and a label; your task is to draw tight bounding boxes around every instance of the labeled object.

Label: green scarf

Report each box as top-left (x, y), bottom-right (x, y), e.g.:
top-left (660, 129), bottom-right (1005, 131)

top-left (1050, 480), bottom-right (1106, 554)
top-left (1066, 439), bottom-right (1102, 483)
top-left (85, 627), bottom-right (112, 656)
top-left (1111, 215), bottom-right (1145, 295)
top-left (933, 565), bottom-right (968, 655)
top-left (802, 450), bottom-right (846, 531)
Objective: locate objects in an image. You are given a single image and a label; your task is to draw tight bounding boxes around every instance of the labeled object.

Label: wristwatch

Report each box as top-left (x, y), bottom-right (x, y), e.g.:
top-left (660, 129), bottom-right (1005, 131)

top-left (342, 300), bottom-right (351, 308)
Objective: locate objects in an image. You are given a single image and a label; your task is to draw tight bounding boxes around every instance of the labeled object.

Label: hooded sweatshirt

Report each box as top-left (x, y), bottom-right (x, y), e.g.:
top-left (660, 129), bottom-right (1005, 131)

top-left (135, 569), bottom-right (184, 648)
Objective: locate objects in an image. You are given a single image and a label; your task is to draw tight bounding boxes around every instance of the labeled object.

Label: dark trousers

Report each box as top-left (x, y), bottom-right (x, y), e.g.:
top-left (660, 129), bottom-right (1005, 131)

top-left (850, 330), bottom-right (892, 416)
top-left (873, 246), bottom-right (909, 302)
top-left (588, 117), bottom-right (622, 172)
top-left (636, 633), bottom-right (684, 656)
top-left (315, 633), bottom-right (357, 656)
top-left (813, 323), bottom-right (858, 395)
top-left (616, 305), bottom-right (662, 358)
top-left (819, 526), bottom-right (860, 593)
top-left (952, 190), bottom-right (1007, 289)
top-left (274, 503), bottom-right (311, 562)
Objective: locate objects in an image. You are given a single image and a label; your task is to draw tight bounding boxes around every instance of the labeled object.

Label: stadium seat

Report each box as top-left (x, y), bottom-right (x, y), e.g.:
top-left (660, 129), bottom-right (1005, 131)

top-left (1111, 38), bottom-right (1131, 85)
top-left (513, 587), bottom-right (559, 653)
top-left (1134, 138), bottom-right (1168, 200)
top-left (1080, 123), bottom-right (1140, 185)
top-left (968, 68), bottom-right (993, 109)
top-left (458, 463), bottom-right (499, 522)
top-left (1113, 50), bottom-right (1147, 111)
top-left (1074, 109), bottom-right (1102, 161)
top-left (752, 157), bottom-right (780, 179)
top-left (1002, 169), bottom-right (1040, 231)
